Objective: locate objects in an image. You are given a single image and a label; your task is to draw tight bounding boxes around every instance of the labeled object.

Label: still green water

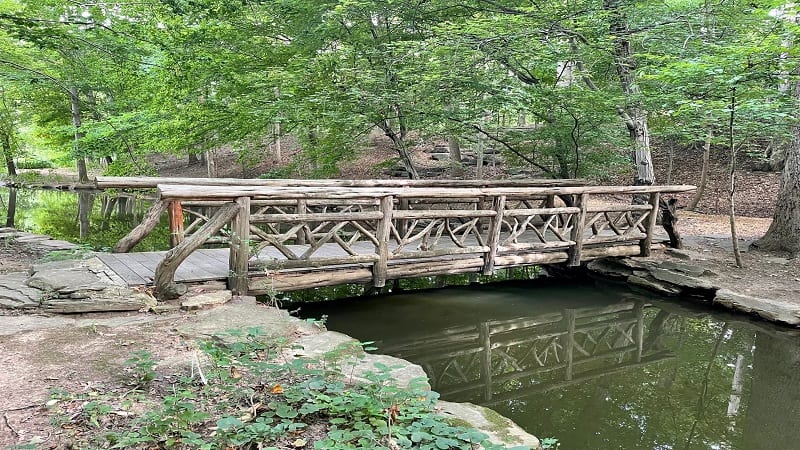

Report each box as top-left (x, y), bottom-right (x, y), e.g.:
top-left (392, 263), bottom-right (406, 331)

top-left (298, 282), bottom-right (800, 450)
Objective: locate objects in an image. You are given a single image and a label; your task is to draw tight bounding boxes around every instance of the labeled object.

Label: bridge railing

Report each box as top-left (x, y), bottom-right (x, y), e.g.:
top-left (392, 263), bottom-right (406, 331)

top-left (129, 183), bottom-right (693, 299)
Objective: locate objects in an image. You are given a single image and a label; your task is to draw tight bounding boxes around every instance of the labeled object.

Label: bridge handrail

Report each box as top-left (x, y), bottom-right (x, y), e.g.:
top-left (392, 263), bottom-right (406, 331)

top-left (115, 182), bottom-right (694, 299)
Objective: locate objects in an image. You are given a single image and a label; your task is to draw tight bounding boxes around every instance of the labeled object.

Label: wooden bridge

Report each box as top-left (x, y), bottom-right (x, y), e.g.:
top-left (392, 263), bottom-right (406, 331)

top-left (93, 177), bottom-right (694, 299)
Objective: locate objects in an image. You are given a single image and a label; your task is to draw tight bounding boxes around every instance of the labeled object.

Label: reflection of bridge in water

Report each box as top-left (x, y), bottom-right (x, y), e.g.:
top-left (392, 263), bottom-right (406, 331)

top-left (378, 301), bottom-right (673, 404)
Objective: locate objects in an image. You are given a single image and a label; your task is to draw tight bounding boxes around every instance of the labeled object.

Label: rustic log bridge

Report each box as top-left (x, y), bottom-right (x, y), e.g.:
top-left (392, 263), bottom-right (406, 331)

top-left (101, 178), bottom-right (693, 300)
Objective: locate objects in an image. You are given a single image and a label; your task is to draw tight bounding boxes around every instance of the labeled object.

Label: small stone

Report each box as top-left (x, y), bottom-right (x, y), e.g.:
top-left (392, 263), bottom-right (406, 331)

top-left (180, 290), bottom-right (233, 310)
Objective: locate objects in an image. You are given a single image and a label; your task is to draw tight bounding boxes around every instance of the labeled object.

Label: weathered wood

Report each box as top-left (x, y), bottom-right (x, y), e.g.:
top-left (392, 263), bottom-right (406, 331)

top-left (567, 193), bottom-right (589, 266)
top-left (229, 197), bottom-right (250, 295)
top-left (168, 200), bottom-right (185, 247)
top-left (113, 199), bottom-right (169, 253)
top-left (373, 196), bottom-right (394, 288)
top-left (504, 207), bottom-right (581, 217)
top-left (97, 176), bottom-right (588, 190)
top-left (659, 197), bottom-right (682, 249)
top-left (640, 192), bottom-right (660, 256)
top-left (295, 199), bottom-right (308, 245)
top-left (483, 195), bottom-right (506, 275)
top-left (250, 211), bottom-right (384, 223)
top-left (157, 184), bottom-right (697, 201)
top-left (154, 202), bottom-right (239, 300)
top-left (249, 268), bottom-right (374, 293)
top-left (393, 209), bottom-right (498, 220)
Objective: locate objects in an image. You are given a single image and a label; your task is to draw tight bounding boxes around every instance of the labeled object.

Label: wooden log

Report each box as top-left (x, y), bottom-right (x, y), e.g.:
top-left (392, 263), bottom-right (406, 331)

top-left (157, 184), bottom-right (697, 202)
top-left (494, 252), bottom-right (569, 267)
top-left (640, 192), bottom-right (660, 256)
top-left (585, 234), bottom-right (647, 245)
top-left (250, 211), bottom-right (383, 223)
top-left (504, 207), bottom-right (581, 217)
top-left (113, 199), bottom-right (169, 253)
top-left (252, 254), bottom-right (380, 270)
top-left (483, 195), bottom-right (506, 275)
top-left (587, 204), bottom-right (653, 213)
top-left (154, 202), bottom-right (239, 300)
top-left (373, 196), bottom-right (394, 288)
top-left (229, 197), bottom-right (250, 295)
top-left (392, 246), bottom-right (489, 260)
top-left (386, 257), bottom-right (485, 278)
top-left (659, 197), bottom-right (682, 249)
top-left (97, 176), bottom-right (589, 190)
top-left (168, 200), bottom-right (185, 247)
top-left (249, 267), bottom-right (374, 293)
top-left (567, 193), bottom-right (589, 266)
top-left (498, 241), bottom-right (574, 252)
top-left (393, 209), bottom-right (497, 220)
top-left (580, 245), bottom-right (642, 259)
top-left (295, 199), bottom-right (308, 245)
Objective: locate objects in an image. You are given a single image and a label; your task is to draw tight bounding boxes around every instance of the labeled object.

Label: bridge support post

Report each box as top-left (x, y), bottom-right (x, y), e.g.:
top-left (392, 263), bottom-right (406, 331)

top-left (229, 196), bottom-right (251, 295)
top-left (373, 196), bottom-right (394, 288)
top-left (168, 200), bottom-right (185, 247)
top-left (113, 199), bottom-right (169, 253)
top-left (483, 195), bottom-right (506, 275)
top-left (567, 193), bottom-right (589, 266)
top-left (640, 192), bottom-right (660, 257)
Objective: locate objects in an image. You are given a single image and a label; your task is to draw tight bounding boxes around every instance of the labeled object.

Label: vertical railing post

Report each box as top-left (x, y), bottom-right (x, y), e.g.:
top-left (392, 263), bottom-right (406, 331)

top-left (373, 195), bottom-right (394, 288)
top-left (168, 200), bottom-right (184, 248)
top-left (229, 196), bottom-right (251, 295)
top-left (296, 199), bottom-right (307, 245)
top-left (483, 195), bottom-right (506, 275)
top-left (567, 193), bottom-right (589, 266)
top-left (640, 192), bottom-right (660, 256)
top-left (399, 197), bottom-right (409, 236)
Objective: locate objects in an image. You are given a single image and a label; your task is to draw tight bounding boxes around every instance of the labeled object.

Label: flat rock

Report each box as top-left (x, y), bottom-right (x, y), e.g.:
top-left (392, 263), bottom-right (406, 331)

top-left (175, 300), bottom-right (318, 341)
top-left (291, 331), bottom-right (360, 359)
top-left (40, 289), bottom-right (152, 313)
top-left (714, 289), bottom-right (800, 326)
top-left (436, 401), bottom-right (540, 449)
top-left (628, 275), bottom-right (681, 296)
top-left (31, 260), bottom-right (83, 273)
top-left (181, 290), bottom-right (233, 310)
top-left (0, 273), bottom-right (43, 309)
top-left (347, 353), bottom-right (430, 390)
top-left (26, 268), bottom-right (102, 292)
top-left (648, 267), bottom-right (715, 291)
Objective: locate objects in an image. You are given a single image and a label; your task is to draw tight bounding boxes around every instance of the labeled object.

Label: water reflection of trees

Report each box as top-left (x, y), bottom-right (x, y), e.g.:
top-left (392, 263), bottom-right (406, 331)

top-left (378, 299), bottom-right (800, 450)
top-left (0, 188), bottom-right (170, 251)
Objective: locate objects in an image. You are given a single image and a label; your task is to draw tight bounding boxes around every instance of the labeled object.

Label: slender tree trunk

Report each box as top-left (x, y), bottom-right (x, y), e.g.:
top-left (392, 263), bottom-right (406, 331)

top-left (206, 149), bottom-right (217, 177)
top-left (188, 153), bottom-right (199, 165)
top-left (69, 89), bottom-right (89, 183)
top-left (728, 88), bottom-right (743, 268)
top-left (5, 187), bottom-right (16, 227)
top-left (689, 131), bottom-right (713, 210)
top-left (78, 191), bottom-right (94, 239)
top-left (1, 131), bottom-right (15, 176)
top-left (604, 0), bottom-right (655, 186)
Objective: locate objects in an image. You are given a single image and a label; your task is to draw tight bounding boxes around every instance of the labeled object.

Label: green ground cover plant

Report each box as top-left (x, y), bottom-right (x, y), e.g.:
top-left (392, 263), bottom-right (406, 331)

top-left (47, 328), bottom-right (540, 450)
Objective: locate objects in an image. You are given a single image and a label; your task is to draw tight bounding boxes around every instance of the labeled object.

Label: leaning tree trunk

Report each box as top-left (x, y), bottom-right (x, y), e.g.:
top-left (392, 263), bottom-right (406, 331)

top-left (689, 130), bottom-right (713, 210)
top-left (752, 126), bottom-right (800, 255)
top-left (69, 89), bottom-right (89, 184)
top-left (605, 0), bottom-right (655, 186)
top-left (448, 136), bottom-right (464, 177)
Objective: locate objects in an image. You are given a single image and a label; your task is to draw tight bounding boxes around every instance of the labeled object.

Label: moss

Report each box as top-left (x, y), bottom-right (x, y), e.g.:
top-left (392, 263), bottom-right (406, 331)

top-left (443, 417), bottom-right (473, 429)
top-left (480, 406), bottom-right (515, 443)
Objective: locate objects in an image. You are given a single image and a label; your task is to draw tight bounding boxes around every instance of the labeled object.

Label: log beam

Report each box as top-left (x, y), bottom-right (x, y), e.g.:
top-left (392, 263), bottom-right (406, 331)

top-left (113, 199), bottom-right (169, 253)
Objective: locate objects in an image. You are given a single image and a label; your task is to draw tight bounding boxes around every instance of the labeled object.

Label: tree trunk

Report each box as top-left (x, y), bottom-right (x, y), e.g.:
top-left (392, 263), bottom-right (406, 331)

top-left (753, 129), bottom-right (800, 255)
top-left (206, 149), bottom-right (217, 177)
top-left (70, 89), bottom-right (89, 183)
top-left (689, 131), bottom-right (712, 210)
top-left (78, 192), bottom-right (94, 239)
top-left (728, 89), bottom-right (743, 268)
top-left (448, 136), bottom-right (464, 177)
top-left (188, 152), bottom-right (199, 165)
top-left (604, 0), bottom-right (655, 186)
top-left (1, 131), bottom-right (15, 176)
top-left (5, 187), bottom-right (16, 227)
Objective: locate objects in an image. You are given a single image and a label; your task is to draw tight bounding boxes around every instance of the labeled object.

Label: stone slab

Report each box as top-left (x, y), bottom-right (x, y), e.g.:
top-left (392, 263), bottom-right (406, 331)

top-left (714, 289), bottom-right (800, 326)
top-left (181, 290), bottom-right (233, 310)
top-left (437, 401), bottom-right (540, 449)
top-left (26, 268), bottom-right (102, 292)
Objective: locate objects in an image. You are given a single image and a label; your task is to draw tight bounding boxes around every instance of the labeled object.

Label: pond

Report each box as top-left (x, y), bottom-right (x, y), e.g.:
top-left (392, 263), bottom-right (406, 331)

top-left (0, 187), bottom-right (170, 251)
top-left (297, 280), bottom-right (800, 450)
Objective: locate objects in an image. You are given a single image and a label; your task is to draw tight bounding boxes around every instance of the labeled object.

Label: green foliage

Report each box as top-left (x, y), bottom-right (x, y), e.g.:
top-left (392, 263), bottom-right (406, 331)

top-left (123, 350), bottom-right (158, 388)
top-left (51, 328), bottom-right (530, 450)
top-left (14, 157), bottom-right (52, 169)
